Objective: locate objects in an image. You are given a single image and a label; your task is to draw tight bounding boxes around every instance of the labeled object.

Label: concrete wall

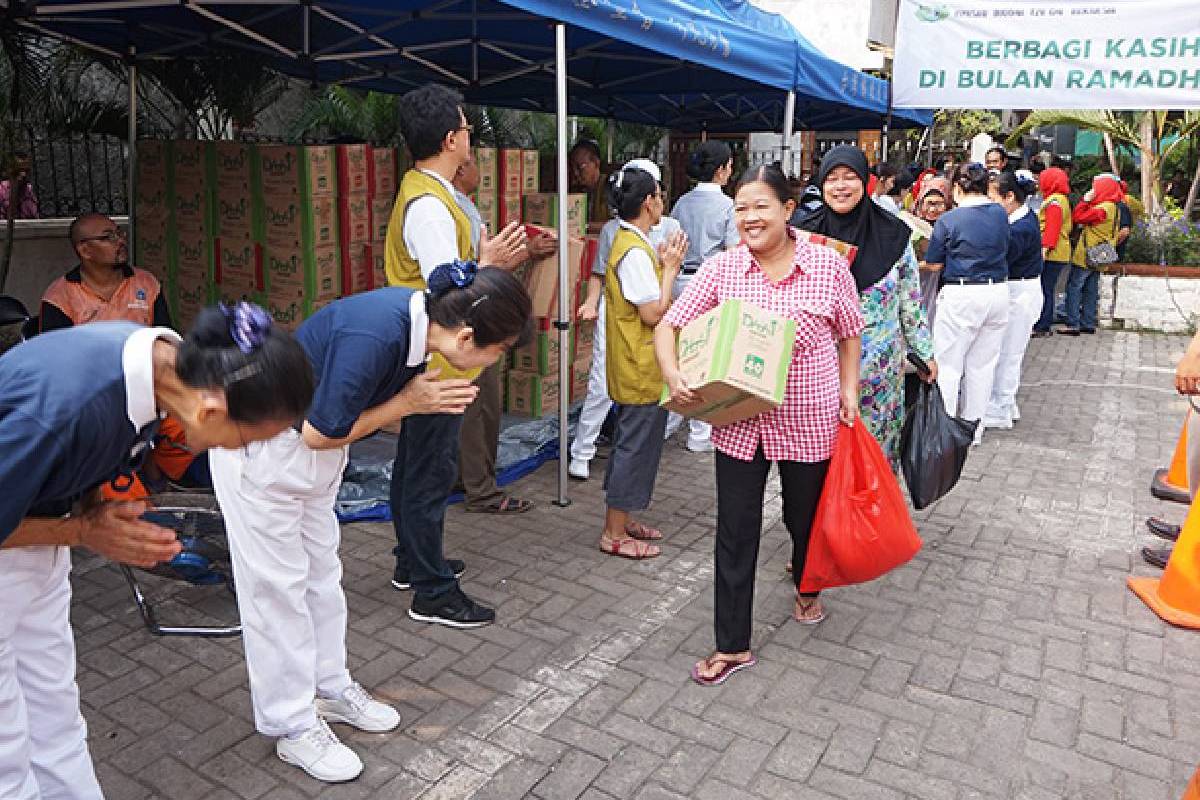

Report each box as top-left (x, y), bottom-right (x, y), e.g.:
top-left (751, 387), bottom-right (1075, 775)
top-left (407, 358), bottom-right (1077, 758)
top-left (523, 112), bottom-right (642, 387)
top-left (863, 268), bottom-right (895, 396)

top-left (1101, 274), bottom-right (1200, 333)
top-left (0, 218), bottom-right (128, 314)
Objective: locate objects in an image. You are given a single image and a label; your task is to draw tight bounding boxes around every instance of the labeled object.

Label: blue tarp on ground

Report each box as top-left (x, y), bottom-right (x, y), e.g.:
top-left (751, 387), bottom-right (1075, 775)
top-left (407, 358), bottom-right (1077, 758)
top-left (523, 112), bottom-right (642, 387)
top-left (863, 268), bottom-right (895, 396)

top-left (16, 0), bottom-right (921, 130)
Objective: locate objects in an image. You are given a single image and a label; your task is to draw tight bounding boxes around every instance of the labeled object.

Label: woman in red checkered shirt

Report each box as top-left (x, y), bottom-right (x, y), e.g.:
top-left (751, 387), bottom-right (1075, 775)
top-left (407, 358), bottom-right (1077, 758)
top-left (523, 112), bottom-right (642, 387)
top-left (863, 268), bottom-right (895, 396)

top-left (655, 164), bottom-right (865, 686)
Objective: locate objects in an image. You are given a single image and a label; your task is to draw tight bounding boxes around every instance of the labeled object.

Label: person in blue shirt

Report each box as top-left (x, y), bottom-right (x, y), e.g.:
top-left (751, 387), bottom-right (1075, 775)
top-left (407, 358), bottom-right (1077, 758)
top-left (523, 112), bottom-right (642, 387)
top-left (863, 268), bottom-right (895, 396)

top-left (984, 172), bottom-right (1045, 431)
top-left (208, 263), bottom-right (531, 784)
top-left (924, 162), bottom-right (1011, 443)
top-left (666, 141), bottom-right (740, 453)
top-left (0, 308), bottom-right (311, 800)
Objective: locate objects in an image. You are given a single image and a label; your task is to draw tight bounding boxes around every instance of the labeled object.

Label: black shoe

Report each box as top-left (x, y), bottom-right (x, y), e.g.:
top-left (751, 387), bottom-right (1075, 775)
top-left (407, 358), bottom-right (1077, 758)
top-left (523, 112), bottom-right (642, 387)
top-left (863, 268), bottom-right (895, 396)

top-left (1031, 330), bottom-right (1053, 338)
top-left (409, 586), bottom-right (495, 629)
top-left (1146, 517), bottom-right (1182, 541)
top-left (391, 559), bottom-right (466, 591)
top-left (1080, 328), bottom-right (1097, 334)
top-left (1056, 327), bottom-right (1081, 336)
top-left (1142, 545), bottom-right (1172, 569)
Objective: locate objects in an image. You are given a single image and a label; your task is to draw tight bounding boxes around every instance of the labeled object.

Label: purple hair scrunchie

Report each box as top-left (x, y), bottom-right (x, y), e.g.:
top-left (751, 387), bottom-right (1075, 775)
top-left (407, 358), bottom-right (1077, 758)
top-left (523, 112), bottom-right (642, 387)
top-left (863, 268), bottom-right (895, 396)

top-left (219, 301), bottom-right (272, 354)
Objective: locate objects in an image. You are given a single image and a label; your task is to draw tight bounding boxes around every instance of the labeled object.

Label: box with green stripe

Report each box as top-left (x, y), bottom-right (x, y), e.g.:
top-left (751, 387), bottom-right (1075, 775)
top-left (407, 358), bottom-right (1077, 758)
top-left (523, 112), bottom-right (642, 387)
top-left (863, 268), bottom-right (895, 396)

top-left (660, 299), bottom-right (796, 427)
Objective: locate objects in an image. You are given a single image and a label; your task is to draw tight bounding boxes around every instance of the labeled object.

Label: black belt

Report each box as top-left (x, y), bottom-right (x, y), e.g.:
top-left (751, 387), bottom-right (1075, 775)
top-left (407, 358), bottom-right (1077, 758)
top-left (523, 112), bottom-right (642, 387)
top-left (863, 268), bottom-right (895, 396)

top-left (680, 267), bottom-right (699, 275)
top-left (944, 277), bottom-right (1007, 286)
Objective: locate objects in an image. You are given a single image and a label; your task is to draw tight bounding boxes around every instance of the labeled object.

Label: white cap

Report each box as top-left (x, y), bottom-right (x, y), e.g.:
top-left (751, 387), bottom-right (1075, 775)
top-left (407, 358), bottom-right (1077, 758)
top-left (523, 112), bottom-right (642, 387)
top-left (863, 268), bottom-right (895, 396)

top-left (1015, 168), bottom-right (1035, 183)
top-left (622, 158), bottom-right (661, 183)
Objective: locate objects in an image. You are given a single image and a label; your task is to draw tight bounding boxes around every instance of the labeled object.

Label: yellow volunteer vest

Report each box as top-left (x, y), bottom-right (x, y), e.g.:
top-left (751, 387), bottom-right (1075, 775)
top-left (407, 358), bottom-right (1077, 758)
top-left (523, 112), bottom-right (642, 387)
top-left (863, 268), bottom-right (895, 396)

top-left (1071, 200), bottom-right (1119, 268)
top-left (1038, 193), bottom-right (1073, 263)
top-left (604, 227), bottom-right (663, 406)
top-left (385, 168), bottom-right (480, 380)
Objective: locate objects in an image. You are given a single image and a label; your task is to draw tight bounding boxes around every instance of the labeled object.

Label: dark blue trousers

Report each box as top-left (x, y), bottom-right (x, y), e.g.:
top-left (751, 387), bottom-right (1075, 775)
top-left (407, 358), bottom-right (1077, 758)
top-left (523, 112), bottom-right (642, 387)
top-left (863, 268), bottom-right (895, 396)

top-left (391, 413), bottom-right (463, 600)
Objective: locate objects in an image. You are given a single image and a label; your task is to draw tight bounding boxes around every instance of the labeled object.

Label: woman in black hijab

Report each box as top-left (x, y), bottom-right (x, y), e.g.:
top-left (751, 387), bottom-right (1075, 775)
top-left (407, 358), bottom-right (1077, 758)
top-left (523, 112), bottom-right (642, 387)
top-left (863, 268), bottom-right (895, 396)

top-left (798, 145), bottom-right (937, 466)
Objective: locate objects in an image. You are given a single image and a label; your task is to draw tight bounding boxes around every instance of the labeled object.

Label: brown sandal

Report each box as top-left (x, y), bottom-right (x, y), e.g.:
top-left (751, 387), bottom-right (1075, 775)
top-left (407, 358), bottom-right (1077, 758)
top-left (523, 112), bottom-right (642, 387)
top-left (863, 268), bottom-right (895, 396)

top-left (625, 521), bottom-right (662, 541)
top-left (468, 494), bottom-right (534, 515)
top-left (690, 652), bottom-right (757, 686)
top-left (599, 536), bottom-right (660, 560)
top-left (793, 596), bottom-right (826, 625)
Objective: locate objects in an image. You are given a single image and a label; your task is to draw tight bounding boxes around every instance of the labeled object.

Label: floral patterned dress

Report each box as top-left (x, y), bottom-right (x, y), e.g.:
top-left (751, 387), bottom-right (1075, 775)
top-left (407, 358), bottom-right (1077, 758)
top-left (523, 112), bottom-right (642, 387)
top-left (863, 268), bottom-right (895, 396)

top-left (858, 242), bottom-right (934, 467)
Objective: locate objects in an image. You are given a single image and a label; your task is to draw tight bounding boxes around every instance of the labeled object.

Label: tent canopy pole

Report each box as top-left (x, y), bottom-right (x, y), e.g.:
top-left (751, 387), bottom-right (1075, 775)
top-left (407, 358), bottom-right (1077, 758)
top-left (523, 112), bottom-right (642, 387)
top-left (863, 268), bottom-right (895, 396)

top-left (781, 89), bottom-right (795, 176)
top-left (554, 21), bottom-right (571, 507)
top-left (127, 46), bottom-right (137, 261)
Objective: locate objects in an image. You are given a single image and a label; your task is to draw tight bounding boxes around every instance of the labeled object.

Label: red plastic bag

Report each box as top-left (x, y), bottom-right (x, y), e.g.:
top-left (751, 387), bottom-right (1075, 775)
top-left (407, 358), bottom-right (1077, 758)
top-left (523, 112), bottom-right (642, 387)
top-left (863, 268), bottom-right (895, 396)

top-left (799, 421), bottom-right (922, 593)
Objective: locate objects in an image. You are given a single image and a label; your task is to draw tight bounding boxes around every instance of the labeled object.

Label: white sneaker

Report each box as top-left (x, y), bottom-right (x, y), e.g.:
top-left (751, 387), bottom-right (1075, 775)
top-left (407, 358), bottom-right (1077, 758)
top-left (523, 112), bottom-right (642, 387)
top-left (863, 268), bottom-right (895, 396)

top-left (686, 438), bottom-right (715, 453)
top-left (568, 458), bottom-right (590, 480)
top-left (276, 718), bottom-right (363, 783)
top-left (317, 682), bottom-right (401, 733)
top-left (1011, 402), bottom-right (1020, 421)
top-left (981, 416), bottom-right (1012, 431)
top-left (664, 413), bottom-right (684, 441)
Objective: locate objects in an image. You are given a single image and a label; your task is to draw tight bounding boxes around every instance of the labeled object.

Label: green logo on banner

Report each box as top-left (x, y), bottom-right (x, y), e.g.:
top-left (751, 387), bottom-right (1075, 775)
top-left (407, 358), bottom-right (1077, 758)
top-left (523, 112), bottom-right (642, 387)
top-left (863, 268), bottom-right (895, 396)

top-left (915, 3), bottom-right (949, 22)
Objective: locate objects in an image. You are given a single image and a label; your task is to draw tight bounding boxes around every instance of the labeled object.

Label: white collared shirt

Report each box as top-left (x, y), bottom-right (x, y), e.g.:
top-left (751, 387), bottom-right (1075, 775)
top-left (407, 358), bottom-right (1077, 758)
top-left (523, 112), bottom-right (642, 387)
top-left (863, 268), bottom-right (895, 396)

top-left (407, 290), bottom-right (430, 367)
top-left (613, 219), bottom-right (662, 306)
top-left (1008, 205), bottom-right (1030, 224)
top-left (404, 168), bottom-right (464, 280)
top-left (121, 326), bottom-right (181, 429)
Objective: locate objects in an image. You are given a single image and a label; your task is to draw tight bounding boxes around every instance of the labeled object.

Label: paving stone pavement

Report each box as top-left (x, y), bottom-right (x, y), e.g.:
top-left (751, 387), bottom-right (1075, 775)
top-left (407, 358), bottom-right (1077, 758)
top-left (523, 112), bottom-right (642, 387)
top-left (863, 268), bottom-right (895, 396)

top-left (71, 329), bottom-right (1200, 800)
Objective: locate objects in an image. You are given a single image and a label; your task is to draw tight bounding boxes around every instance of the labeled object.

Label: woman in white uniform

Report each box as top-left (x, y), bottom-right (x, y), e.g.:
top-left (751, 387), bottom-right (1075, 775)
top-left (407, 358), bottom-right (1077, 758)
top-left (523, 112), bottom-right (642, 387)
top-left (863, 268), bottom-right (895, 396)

top-left (0, 307), bottom-right (311, 800)
top-left (210, 263), bottom-right (531, 784)
top-left (665, 141), bottom-right (740, 452)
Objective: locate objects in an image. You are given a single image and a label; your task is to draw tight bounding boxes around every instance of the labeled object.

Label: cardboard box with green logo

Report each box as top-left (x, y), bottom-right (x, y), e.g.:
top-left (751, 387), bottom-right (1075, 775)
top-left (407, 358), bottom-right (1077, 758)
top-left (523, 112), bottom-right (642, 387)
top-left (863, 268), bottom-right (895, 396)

top-left (661, 299), bottom-right (796, 426)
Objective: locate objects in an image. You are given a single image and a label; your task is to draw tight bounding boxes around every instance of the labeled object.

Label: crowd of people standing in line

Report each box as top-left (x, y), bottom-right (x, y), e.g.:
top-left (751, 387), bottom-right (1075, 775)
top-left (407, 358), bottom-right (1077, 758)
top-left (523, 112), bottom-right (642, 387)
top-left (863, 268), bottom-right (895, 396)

top-left (1, 83), bottom-right (1141, 797)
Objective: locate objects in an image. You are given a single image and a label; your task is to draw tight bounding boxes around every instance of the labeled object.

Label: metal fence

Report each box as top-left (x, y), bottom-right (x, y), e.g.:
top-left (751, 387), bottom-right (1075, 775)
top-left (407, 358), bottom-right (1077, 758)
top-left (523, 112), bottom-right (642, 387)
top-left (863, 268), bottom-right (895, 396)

top-left (18, 129), bottom-right (129, 219)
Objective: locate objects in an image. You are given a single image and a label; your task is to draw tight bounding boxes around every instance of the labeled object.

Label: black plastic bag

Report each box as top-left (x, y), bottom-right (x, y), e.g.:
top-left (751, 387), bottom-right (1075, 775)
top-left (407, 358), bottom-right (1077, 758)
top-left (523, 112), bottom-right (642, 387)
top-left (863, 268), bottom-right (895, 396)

top-left (900, 380), bottom-right (977, 509)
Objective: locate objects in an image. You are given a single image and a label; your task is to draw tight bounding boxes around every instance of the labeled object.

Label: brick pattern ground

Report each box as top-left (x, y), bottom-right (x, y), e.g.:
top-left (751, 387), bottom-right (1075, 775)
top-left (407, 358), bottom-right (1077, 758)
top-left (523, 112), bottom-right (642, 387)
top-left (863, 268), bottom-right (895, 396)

top-left (71, 330), bottom-right (1200, 800)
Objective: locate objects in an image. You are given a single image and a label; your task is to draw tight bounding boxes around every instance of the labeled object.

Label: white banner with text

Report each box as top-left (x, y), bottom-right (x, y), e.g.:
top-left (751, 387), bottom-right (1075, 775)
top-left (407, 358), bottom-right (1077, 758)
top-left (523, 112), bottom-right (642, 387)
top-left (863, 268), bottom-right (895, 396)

top-left (893, 0), bottom-right (1200, 109)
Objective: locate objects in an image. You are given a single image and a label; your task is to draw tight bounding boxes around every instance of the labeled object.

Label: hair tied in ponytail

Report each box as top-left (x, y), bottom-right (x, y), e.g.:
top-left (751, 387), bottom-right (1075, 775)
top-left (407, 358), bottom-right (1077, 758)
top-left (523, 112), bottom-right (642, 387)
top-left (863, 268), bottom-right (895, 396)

top-left (428, 258), bottom-right (479, 296)
top-left (219, 301), bottom-right (272, 355)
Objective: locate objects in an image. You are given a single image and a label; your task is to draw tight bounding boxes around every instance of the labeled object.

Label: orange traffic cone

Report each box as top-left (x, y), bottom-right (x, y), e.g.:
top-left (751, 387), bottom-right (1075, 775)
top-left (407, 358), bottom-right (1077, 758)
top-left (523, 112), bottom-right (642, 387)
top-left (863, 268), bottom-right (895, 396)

top-left (1129, 493), bottom-right (1200, 629)
top-left (1152, 410), bottom-right (1191, 504)
top-left (1183, 765), bottom-right (1200, 800)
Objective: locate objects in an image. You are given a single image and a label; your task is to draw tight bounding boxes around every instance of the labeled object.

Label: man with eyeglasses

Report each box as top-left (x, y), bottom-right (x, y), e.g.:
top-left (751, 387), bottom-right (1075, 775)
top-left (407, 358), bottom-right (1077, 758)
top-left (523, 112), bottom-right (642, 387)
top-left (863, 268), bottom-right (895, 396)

top-left (40, 213), bottom-right (172, 333)
top-left (40, 213), bottom-right (194, 499)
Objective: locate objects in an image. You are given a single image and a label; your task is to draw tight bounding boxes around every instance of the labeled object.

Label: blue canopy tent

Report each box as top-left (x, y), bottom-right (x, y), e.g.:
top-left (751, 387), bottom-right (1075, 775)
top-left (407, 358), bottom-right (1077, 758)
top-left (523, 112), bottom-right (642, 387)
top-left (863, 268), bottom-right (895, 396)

top-left (4, 0), bottom-right (916, 501)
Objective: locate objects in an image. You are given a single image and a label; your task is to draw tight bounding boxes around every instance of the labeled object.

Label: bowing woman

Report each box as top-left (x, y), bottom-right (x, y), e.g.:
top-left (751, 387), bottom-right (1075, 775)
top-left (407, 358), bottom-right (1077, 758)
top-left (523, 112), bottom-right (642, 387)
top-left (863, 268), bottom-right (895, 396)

top-left (0, 309), bottom-right (312, 800)
top-left (209, 263), bottom-right (531, 784)
top-left (798, 145), bottom-right (937, 467)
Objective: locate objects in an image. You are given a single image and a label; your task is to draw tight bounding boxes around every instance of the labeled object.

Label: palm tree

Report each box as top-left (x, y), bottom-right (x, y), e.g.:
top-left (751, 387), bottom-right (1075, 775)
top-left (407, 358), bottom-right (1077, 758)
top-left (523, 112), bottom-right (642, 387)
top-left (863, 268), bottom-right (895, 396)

top-left (1007, 110), bottom-right (1200, 217)
top-left (289, 86), bottom-right (402, 144)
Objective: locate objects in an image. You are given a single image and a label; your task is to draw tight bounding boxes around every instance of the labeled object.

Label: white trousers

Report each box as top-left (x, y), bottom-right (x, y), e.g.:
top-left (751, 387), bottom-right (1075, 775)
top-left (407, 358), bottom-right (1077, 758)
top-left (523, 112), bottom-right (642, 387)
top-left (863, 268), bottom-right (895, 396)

top-left (986, 278), bottom-right (1044, 424)
top-left (210, 430), bottom-right (352, 737)
top-left (933, 282), bottom-right (1010, 426)
top-left (0, 546), bottom-right (102, 800)
top-left (570, 298), bottom-right (613, 463)
top-left (665, 272), bottom-right (712, 448)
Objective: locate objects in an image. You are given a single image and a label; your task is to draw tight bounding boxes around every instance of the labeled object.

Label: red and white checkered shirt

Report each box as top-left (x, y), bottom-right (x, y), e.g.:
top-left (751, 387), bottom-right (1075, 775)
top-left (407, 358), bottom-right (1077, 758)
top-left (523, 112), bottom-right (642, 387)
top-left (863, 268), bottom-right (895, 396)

top-left (663, 229), bottom-right (864, 463)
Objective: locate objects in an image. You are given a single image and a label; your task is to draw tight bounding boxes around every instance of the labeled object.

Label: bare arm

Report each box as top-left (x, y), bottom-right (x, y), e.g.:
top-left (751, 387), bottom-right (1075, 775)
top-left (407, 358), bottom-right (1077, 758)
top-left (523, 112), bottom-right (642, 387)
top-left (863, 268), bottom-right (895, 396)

top-left (578, 274), bottom-right (604, 322)
top-left (3, 501), bottom-right (181, 568)
top-left (635, 231), bottom-right (687, 327)
top-left (301, 372), bottom-right (480, 450)
top-left (837, 336), bottom-right (862, 425)
top-left (655, 321), bottom-right (698, 407)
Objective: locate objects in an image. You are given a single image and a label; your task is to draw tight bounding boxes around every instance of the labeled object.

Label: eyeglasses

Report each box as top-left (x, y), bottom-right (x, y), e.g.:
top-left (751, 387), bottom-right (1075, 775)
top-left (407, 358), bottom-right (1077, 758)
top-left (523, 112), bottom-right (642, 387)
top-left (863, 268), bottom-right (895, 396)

top-left (78, 229), bottom-right (127, 244)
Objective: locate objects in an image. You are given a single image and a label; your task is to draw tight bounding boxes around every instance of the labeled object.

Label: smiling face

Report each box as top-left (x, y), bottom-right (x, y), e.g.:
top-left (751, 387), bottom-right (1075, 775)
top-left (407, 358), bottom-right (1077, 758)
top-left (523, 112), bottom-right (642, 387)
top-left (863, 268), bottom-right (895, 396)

top-left (733, 180), bottom-right (794, 256)
top-left (821, 165), bottom-right (865, 214)
top-left (985, 150), bottom-right (1007, 171)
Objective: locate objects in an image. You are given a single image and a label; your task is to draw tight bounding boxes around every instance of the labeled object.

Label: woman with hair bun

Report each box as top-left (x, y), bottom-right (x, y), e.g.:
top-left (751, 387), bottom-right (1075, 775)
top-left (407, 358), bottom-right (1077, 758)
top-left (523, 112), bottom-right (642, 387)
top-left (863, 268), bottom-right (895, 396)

top-left (600, 165), bottom-right (688, 559)
top-left (984, 171), bottom-right (1044, 430)
top-left (209, 266), bottom-right (531, 784)
top-left (667, 140), bottom-right (740, 452)
top-left (0, 308), bottom-right (312, 799)
top-left (925, 162), bottom-right (1011, 443)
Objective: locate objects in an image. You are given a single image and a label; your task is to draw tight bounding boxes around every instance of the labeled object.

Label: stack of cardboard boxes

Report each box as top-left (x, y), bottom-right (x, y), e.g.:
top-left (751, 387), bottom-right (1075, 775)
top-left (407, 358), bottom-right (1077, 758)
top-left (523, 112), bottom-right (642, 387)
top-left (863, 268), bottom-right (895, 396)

top-left (133, 141), bottom-right (177, 319)
top-left (337, 144), bottom-right (398, 297)
top-left (172, 142), bottom-right (216, 332)
top-left (213, 141), bottom-right (262, 313)
top-left (258, 145), bottom-right (341, 329)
